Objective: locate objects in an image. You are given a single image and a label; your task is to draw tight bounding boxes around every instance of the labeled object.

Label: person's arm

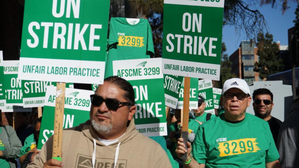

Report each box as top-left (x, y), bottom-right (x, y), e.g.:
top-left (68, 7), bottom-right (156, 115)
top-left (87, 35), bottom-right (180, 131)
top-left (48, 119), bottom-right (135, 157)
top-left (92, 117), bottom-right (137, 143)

top-left (175, 138), bottom-right (205, 168)
top-left (266, 160), bottom-right (281, 168)
top-left (2, 126), bottom-right (22, 159)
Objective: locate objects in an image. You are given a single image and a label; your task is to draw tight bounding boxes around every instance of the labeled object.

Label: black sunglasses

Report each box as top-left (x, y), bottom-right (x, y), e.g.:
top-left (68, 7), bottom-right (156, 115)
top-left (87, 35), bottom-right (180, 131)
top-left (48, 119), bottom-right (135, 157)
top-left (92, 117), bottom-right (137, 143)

top-left (225, 93), bottom-right (249, 100)
top-left (90, 94), bottom-right (133, 111)
top-left (254, 99), bottom-right (272, 105)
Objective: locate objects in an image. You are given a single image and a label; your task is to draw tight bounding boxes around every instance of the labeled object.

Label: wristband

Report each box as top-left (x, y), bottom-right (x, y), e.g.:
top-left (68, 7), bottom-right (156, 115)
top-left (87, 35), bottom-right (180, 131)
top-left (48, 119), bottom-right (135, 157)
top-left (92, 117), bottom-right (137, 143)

top-left (184, 156), bottom-right (192, 165)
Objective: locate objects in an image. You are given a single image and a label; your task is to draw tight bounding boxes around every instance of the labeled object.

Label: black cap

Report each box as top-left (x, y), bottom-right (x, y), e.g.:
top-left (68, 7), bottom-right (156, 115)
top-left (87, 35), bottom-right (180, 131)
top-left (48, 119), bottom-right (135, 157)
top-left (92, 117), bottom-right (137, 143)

top-left (198, 95), bottom-right (205, 105)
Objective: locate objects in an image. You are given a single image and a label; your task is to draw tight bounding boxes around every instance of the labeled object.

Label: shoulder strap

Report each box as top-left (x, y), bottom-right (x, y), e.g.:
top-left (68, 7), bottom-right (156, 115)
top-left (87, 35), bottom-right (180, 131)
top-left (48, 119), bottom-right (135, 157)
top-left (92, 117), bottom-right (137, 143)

top-left (206, 113), bottom-right (212, 121)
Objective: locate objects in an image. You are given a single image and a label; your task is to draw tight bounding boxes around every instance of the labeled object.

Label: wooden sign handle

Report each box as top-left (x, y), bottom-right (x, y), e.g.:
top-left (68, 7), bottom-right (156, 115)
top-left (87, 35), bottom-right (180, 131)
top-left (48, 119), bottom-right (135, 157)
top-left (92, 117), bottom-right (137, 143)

top-left (38, 106), bottom-right (42, 118)
top-left (52, 82), bottom-right (66, 161)
top-left (181, 77), bottom-right (190, 160)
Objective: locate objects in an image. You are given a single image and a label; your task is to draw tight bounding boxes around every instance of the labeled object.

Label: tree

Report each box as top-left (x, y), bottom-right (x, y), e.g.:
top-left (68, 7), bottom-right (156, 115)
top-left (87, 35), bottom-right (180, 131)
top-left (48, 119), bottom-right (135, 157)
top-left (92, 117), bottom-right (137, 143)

top-left (254, 32), bottom-right (284, 80)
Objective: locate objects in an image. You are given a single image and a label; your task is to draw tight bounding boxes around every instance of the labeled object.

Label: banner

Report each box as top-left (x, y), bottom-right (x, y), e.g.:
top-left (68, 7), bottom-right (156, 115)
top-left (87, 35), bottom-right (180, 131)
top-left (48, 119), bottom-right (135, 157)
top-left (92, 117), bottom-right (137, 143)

top-left (162, 0), bottom-right (224, 80)
top-left (38, 86), bottom-right (92, 149)
top-left (198, 79), bottom-right (214, 114)
top-left (164, 74), bottom-right (183, 109)
top-left (113, 58), bottom-right (167, 136)
top-left (19, 0), bottom-right (110, 84)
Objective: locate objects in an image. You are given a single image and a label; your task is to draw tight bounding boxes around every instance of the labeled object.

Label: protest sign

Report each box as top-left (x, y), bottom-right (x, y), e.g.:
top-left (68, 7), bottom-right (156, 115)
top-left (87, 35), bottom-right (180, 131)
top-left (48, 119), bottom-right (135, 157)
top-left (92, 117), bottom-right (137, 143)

top-left (22, 81), bottom-right (74, 108)
top-left (113, 58), bottom-right (167, 136)
top-left (198, 79), bottom-right (214, 114)
top-left (38, 86), bottom-right (92, 149)
top-left (3, 61), bottom-right (30, 112)
top-left (162, 0), bottom-right (224, 80)
top-left (0, 51), bottom-right (5, 110)
top-left (164, 74), bottom-right (183, 109)
top-left (213, 87), bottom-right (222, 109)
top-left (18, 0), bottom-right (110, 84)
top-left (177, 77), bottom-right (198, 109)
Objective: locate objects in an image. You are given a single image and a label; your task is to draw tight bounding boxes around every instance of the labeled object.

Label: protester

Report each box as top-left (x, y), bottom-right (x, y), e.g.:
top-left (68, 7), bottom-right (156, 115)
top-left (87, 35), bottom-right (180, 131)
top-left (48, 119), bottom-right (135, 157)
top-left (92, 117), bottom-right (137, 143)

top-left (252, 88), bottom-right (282, 143)
top-left (175, 78), bottom-right (280, 168)
top-left (188, 95), bottom-right (216, 143)
top-left (0, 111), bottom-right (22, 168)
top-left (16, 113), bottom-right (33, 146)
top-left (27, 76), bottom-right (171, 168)
top-left (277, 97), bottom-right (299, 168)
top-left (19, 117), bottom-right (42, 168)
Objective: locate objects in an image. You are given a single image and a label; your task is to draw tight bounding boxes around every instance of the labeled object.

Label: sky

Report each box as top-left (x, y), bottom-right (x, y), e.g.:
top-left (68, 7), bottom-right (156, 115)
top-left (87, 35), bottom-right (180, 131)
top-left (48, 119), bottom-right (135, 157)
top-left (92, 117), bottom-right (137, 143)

top-left (222, 2), bottom-right (298, 56)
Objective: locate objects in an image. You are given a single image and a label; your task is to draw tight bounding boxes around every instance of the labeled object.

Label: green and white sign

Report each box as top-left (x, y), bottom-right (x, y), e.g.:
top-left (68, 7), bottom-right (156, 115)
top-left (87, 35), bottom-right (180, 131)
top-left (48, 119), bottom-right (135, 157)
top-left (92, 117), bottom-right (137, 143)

top-left (213, 87), bottom-right (222, 109)
top-left (19, 0), bottom-right (110, 84)
top-left (3, 61), bottom-right (23, 112)
top-left (22, 81), bottom-right (55, 107)
top-left (177, 77), bottom-right (198, 109)
top-left (22, 81), bottom-right (74, 108)
top-left (162, 0), bottom-right (224, 80)
top-left (164, 74), bottom-right (183, 109)
top-left (38, 86), bottom-right (92, 149)
top-left (0, 51), bottom-right (5, 110)
top-left (113, 58), bottom-right (167, 136)
top-left (198, 79), bottom-right (214, 114)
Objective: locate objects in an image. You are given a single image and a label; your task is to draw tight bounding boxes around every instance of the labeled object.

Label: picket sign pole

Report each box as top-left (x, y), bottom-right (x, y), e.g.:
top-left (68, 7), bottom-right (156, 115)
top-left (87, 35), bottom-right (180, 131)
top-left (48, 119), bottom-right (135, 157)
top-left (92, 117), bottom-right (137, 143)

top-left (181, 77), bottom-right (190, 160)
top-left (13, 112), bottom-right (16, 129)
top-left (38, 106), bottom-right (42, 118)
top-left (52, 82), bottom-right (66, 161)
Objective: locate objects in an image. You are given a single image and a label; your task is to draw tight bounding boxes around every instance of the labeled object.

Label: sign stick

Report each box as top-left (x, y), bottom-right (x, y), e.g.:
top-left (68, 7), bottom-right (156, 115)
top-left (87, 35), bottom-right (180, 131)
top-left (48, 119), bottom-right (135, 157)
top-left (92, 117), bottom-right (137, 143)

top-left (52, 82), bottom-right (66, 161)
top-left (13, 112), bottom-right (16, 129)
top-left (38, 106), bottom-right (42, 118)
top-left (181, 77), bottom-right (190, 160)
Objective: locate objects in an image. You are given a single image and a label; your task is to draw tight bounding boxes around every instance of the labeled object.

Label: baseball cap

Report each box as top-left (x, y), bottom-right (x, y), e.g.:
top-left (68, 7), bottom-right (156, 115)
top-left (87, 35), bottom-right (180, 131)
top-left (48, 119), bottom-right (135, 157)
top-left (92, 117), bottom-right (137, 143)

top-left (222, 78), bottom-right (250, 95)
top-left (198, 95), bottom-right (205, 105)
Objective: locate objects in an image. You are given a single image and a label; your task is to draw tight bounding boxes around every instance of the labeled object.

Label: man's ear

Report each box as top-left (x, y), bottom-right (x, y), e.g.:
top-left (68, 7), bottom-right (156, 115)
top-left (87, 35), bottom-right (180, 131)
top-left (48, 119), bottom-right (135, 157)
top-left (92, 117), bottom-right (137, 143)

top-left (128, 105), bottom-right (136, 121)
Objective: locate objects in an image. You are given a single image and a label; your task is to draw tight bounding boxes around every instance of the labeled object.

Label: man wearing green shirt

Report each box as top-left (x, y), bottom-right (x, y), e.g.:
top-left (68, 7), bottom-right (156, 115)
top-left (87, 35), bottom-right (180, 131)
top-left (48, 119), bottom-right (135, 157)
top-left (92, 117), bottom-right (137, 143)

top-left (188, 96), bottom-right (216, 142)
top-left (176, 78), bottom-right (280, 168)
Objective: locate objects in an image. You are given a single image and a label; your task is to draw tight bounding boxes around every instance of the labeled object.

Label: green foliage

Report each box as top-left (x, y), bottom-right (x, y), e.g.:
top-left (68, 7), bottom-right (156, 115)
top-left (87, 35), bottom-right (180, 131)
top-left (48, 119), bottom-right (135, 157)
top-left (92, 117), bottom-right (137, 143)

top-left (255, 32), bottom-right (284, 80)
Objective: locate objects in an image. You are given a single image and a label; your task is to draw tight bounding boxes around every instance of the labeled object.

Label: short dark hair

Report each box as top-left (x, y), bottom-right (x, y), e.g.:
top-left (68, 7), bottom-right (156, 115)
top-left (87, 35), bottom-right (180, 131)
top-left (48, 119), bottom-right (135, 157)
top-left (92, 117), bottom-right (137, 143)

top-left (252, 88), bottom-right (273, 101)
top-left (104, 76), bottom-right (135, 105)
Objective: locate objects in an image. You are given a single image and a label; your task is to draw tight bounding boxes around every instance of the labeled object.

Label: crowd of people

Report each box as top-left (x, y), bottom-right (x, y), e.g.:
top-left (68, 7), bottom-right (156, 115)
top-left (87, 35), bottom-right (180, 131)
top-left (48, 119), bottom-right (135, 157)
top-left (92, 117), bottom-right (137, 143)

top-left (0, 76), bottom-right (298, 168)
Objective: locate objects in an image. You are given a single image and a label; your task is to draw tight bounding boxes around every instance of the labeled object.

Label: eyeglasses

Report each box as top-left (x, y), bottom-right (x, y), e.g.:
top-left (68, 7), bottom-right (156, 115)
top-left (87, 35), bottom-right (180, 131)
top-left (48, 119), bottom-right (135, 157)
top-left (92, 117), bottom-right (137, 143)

top-left (254, 99), bottom-right (272, 105)
top-left (225, 93), bottom-right (249, 100)
top-left (90, 94), bottom-right (133, 111)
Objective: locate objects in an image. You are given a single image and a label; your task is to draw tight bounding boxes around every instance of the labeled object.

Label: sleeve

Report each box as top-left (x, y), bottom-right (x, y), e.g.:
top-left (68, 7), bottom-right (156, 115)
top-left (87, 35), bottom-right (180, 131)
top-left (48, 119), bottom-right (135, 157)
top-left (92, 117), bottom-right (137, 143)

top-left (277, 121), bottom-right (299, 167)
top-left (192, 126), bottom-right (207, 164)
top-left (27, 135), bottom-right (53, 168)
top-left (146, 20), bottom-right (155, 56)
top-left (2, 126), bottom-right (22, 159)
top-left (264, 123), bottom-right (279, 163)
top-left (19, 135), bottom-right (32, 157)
top-left (152, 143), bottom-right (172, 168)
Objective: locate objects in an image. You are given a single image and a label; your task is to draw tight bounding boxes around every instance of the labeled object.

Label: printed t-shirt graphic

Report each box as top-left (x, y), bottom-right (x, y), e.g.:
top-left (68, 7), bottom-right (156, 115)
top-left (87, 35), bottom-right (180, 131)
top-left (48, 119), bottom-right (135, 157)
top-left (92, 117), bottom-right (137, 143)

top-left (105, 17), bottom-right (155, 77)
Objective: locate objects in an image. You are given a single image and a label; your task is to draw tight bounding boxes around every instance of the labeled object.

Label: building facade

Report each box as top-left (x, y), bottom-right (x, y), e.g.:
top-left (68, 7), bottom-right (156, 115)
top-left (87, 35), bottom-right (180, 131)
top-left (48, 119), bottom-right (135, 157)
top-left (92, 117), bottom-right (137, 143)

top-left (229, 41), bottom-right (260, 85)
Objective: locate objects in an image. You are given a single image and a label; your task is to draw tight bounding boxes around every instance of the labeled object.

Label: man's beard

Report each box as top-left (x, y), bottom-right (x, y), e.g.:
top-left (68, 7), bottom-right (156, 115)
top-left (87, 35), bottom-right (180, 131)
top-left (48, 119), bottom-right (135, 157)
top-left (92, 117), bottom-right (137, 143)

top-left (91, 119), bottom-right (113, 134)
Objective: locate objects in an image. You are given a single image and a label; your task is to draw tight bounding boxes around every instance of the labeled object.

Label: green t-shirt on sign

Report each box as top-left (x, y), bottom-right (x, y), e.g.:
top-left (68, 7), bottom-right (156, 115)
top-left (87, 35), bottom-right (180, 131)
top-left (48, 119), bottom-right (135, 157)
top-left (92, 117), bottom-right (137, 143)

top-left (105, 17), bottom-right (154, 77)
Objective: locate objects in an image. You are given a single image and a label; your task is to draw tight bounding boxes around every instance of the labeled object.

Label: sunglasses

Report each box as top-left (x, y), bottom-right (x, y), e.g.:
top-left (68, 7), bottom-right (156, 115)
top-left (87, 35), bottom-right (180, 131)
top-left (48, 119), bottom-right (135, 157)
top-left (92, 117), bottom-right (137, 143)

top-left (254, 99), bottom-right (272, 105)
top-left (90, 94), bottom-right (133, 111)
top-left (225, 93), bottom-right (249, 100)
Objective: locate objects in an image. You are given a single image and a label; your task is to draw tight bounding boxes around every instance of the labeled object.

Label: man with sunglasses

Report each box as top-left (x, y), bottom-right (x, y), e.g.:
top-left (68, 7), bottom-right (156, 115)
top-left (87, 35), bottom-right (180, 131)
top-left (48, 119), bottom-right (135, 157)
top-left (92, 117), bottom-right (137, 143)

top-left (252, 88), bottom-right (282, 144)
top-left (175, 78), bottom-right (280, 168)
top-left (28, 76), bottom-right (172, 168)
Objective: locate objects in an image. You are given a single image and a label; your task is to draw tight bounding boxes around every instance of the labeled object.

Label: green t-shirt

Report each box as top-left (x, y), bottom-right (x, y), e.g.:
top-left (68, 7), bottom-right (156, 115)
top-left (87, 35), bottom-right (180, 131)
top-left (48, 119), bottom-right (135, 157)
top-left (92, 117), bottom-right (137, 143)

top-left (105, 17), bottom-right (154, 77)
top-left (188, 113), bottom-right (216, 136)
top-left (19, 134), bottom-right (36, 157)
top-left (193, 113), bottom-right (279, 167)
